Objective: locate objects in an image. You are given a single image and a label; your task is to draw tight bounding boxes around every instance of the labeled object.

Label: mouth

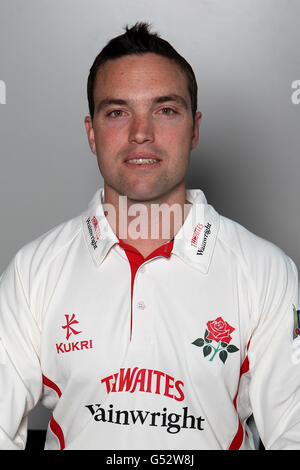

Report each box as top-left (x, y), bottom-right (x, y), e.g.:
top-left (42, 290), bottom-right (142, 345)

top-left (124, 153), bottom-right (162, 169)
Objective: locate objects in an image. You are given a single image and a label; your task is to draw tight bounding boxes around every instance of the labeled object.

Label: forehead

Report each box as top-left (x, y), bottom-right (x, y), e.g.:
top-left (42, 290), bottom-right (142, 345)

top-left (93, 53), bottom-right (190, 102)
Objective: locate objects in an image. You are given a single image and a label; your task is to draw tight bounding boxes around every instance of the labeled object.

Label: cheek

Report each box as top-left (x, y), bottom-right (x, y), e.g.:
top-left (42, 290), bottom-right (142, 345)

top-left (156, 123), bottom-right (192, 148)
top-left (94, 126), bottom-right (123, 153)
top-left (158, 133), bottom-right (192, 165)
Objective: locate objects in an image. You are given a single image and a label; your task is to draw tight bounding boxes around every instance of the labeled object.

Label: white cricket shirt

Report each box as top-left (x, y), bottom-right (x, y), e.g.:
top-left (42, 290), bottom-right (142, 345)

top-left (0, 189), bottom-right (299, 450)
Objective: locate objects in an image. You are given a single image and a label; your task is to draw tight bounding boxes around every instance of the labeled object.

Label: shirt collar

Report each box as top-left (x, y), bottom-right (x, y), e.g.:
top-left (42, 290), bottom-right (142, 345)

top-left (82, 188), bottom-right (220, 273)
top-left (172, 189), bottom-right (220, 273)
top-left (82, 189), bottom-right (118, 266)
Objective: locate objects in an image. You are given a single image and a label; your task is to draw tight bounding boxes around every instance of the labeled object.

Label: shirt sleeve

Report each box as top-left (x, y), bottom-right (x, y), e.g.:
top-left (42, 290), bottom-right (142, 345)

top-left (248, 251), bottom-right (300, 450)
top-left (0, 253), bottom-right (43, 450)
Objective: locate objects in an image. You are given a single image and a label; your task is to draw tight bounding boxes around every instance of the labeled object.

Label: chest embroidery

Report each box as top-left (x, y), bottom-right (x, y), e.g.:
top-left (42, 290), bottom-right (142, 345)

top-left (192, 316), bottom-right (239, 363)
top-left (55, 314), bottom-right (94, 354)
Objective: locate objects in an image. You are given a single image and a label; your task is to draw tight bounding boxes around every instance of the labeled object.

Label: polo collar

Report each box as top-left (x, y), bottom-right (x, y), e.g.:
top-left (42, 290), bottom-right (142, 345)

top-left (172, 189), bottom-right (220, 273)
top-left (82, 189), bottom-right (119, 266)
top-left (82, 188), bottom-right (220, 273)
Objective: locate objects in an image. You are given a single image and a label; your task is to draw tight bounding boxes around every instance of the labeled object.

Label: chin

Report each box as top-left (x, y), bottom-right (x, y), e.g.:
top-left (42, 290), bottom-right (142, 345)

top-left (117, 182), bottom-right (162, 202)
top-left (106, 177), bottom-right (178, 203)
top-left (126, 190), bottom-right (158, 203)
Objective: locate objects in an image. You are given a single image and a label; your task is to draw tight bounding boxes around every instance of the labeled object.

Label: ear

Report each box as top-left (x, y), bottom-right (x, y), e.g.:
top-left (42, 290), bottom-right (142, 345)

top-left (191, 111), bottom-right (202, 150)
top-left (84, 116), bottom-right (97, 155)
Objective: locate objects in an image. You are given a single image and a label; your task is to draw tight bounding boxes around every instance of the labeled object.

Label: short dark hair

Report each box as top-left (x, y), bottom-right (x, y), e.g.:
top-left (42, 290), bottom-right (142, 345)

top-left (87, 22), bottom-right (198, 120)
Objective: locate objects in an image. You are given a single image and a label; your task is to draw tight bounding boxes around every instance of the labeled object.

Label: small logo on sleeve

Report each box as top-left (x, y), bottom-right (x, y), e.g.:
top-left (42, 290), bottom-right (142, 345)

top-left (293, 305), bottom-right (300, 339)
top-left (192, 316), bottom-right (239, 363)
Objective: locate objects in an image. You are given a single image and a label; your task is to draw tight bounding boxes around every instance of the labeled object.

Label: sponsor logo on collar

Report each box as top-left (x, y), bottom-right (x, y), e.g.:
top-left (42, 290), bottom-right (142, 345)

top-left (86, 217), bottom-right (99, 250)
top-left (191, 222), bottom-right (204, 248)
top-left (91, 216), bottom-right (101, 240)
top-left (196, 223), bottom-right (212, 256)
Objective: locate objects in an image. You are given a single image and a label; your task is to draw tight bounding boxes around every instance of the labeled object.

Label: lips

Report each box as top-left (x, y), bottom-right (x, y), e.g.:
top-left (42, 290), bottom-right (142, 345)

top-left (124, 152), bottom-right (161, 164)
top-left (124, 152), bottom-right (162, 168)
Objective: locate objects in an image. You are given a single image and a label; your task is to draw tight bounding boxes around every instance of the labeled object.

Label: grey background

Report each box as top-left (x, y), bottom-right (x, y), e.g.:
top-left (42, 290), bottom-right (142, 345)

top-left (0, 0), bottom-right (299, 430)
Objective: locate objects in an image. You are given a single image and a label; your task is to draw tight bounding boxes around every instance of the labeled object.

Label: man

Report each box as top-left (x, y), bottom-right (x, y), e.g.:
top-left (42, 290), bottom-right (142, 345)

top-left (0, 23), bottom-right (299, 450)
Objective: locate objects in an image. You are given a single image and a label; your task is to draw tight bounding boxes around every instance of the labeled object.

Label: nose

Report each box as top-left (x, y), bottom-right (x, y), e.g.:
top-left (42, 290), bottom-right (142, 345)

top-left (128, 114), bottom-right (154, 144)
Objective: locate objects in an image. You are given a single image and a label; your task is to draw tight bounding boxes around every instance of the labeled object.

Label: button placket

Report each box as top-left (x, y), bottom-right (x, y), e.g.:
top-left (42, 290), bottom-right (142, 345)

top-left (131, 264), bottom-right (153, 348)
top-left (136, 300), bottom-right (146, 310)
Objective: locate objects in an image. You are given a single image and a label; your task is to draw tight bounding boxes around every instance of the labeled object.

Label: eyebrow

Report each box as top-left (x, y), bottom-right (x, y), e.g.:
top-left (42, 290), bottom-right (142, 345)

top-left (96, 99), bottom-right (127, 113)
top-left (153, 94), bottom-right (188, 110)
top-left (95, 94), bottom-right (189, 113)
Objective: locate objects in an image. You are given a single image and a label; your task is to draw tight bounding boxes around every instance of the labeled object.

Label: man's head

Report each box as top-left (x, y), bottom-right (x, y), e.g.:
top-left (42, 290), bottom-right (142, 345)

top-left (87, 22), bottom-right (198, 122)
top-left (85, 23), bottom-right (201, 203)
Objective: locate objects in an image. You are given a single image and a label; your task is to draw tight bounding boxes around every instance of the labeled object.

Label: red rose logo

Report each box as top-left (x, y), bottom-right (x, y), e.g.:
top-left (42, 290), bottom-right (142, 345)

top-left (192, 315), bottom-right (239, 363)
top-left (206, 317), bottom-right (235, 344)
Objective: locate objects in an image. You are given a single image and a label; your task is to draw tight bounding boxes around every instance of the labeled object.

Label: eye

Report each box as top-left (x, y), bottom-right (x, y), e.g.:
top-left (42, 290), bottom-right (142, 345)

top-left (107, 109), bottom-right (126, 118)
top-left (159, 107), bottom-right (178, 116)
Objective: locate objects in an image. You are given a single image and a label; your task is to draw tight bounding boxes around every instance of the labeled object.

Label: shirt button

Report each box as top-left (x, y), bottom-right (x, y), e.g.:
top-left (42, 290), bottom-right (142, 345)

top-left (137, 301), bottom-right (146, 310)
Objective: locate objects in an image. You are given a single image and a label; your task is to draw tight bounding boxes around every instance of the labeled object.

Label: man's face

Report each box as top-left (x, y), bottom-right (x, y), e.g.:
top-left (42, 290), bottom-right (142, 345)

top-left (85, 53), bottom-right (201, 202)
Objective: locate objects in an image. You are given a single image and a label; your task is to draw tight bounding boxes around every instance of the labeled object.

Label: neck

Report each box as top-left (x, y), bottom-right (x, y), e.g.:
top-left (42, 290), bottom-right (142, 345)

top-left (102, 183), bottom-right (191, 257)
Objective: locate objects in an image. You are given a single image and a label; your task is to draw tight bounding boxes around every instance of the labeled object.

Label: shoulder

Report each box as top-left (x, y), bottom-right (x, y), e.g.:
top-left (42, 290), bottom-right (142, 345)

top-left (10, 213), bottom-right (83, 282)
top-left (220, 215), bottom-right (291, 260)
top-left (0, 213), bottom-right (84, 324)
top-left (1, 189), bottom-right (104, 286)
top-left (218, 215), bottom-right (298, 296)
